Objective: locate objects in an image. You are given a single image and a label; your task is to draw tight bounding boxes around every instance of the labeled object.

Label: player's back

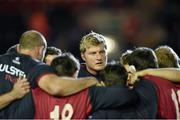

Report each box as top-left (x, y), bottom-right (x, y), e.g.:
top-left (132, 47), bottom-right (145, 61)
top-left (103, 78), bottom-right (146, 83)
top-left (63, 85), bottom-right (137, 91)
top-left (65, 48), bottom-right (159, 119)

top-left (0, 53), bottom-right (37, 118)
top-left (0, 52), bottom-right (54, 118)
top-left (89, 79), bottom-right (157, 119)
top-left (32, 87), bottom-right (92, 119)
top-left (144, 75), bottom-right (180, 119)
top-left (0, 53), bottom-right (40, 85)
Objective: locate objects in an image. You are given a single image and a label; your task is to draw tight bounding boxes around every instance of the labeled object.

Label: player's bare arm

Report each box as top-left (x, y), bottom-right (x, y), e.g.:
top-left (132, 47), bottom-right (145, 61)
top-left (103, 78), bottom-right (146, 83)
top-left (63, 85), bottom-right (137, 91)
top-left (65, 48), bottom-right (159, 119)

top-left (38, 74), bottom-right (99, 96)
top-left (128, 68), bottom-right (180, 84)
top-left (0, 78), bottom-right (30, 109)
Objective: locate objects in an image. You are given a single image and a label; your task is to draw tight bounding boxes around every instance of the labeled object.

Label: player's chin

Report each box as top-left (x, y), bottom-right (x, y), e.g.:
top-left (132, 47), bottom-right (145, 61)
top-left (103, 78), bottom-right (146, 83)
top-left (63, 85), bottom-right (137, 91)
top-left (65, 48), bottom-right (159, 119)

top-left (94, 65), bottom-right (106, 71)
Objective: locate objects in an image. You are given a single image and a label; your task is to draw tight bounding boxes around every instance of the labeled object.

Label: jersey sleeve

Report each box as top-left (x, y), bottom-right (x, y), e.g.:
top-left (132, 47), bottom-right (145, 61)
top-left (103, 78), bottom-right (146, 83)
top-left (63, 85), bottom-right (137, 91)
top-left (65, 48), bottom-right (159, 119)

top-left (27, 63), bottom-right (55, 88)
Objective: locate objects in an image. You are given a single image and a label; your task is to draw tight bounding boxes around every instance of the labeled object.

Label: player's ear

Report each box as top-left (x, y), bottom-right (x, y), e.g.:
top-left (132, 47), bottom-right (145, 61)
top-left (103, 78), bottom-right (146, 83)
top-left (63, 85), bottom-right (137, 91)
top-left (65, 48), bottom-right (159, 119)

top-left (33, 46), bottom-right (39, 54)
top-left (38, 46), bottom-right (44, 54)
top-left (81, 53), bottom-right (86, 61)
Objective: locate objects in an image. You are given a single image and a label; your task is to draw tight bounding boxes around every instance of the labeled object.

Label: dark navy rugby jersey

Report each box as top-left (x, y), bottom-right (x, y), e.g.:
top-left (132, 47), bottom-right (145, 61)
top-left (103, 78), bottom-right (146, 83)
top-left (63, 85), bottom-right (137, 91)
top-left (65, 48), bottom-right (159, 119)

top-left (0, 52), bottom-right (55, 118)
top-left (6, 44), bottom-right (18, 54)
top-left (90, 79), bottom-right (158, 119)
top-left (78, 63), bottom-right (102, 81)
top-left (0, 52), bottom-right (55, 88)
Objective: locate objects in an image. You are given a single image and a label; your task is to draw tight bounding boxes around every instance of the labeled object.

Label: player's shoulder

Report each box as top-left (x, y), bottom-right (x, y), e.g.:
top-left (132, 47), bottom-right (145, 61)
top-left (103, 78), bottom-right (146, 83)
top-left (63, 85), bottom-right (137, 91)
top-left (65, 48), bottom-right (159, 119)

top-left (0, 52), bottom-right (42, 67)
top-left (79, 63), bottom-right (90, 77)
top-left (0, 52), bottom-right (16, 61)
top-left (6, 44), bottom-right (18, 54)
top-left (80, 63), bottom-right (86, 70)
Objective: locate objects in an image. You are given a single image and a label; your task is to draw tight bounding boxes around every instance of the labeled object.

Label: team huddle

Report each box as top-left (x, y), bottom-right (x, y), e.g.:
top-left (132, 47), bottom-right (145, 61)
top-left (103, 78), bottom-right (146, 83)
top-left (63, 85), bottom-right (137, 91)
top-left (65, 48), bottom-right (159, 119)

top-left (0, 30), bottom-right (180, 119)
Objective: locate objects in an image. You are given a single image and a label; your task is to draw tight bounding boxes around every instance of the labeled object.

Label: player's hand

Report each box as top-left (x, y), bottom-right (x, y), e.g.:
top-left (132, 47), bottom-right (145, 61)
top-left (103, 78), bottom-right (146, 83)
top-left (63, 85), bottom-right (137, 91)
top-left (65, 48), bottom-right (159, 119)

top-left (126, 65), bottom-right (136, 75)
top-left (10, 77), bottom-right (30, 99)
top-left (96, 81), bottom-right (106, 87)
top-left (127, 72), bottom-right (139, 88)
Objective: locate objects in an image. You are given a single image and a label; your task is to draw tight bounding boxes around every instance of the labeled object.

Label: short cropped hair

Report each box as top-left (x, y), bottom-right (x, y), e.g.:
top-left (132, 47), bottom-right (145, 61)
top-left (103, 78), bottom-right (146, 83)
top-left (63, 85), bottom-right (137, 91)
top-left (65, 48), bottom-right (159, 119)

top-left (45, 46), bottom-right (62, 56)
top-left (155, 45), bottom-right (180, 68)
top-left (43, 46), bottom-right (62, 63)
top-left (80, 31), bottom-right (107, 53)
top-left (99, 61), bottom-right (128, 86)
top-left (120, 50), bottom-right (133, 65)
top-left (19, 30), bottom-right (46, 50)
top-left (51, 52), bottom-right (80, 77)
top-left (128, 47), bottom-right (158, 71)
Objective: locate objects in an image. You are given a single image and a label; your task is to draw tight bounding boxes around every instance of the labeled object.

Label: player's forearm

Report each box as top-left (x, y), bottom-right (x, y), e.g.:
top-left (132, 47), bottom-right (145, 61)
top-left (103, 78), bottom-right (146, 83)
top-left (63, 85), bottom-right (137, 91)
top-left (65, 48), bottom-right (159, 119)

top-left (0, 91), bottom-right (17, 109)
top-left (57, 77), bottom-right (98, 96)
top-left (39, 74), bottom-right (98, 96)
top-left (138, 68), bottom-right (180, 82)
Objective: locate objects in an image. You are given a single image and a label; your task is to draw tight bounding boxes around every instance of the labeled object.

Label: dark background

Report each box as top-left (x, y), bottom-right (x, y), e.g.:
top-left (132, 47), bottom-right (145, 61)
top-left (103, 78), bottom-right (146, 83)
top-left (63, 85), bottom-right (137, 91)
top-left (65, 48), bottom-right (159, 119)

top-left (0, 0), bottom-right (179, 62)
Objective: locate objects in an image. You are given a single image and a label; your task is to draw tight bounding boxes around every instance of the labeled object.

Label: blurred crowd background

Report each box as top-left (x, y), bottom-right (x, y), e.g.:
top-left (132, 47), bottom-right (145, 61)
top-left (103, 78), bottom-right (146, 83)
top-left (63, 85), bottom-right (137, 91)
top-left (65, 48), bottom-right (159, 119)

top-left (0, 0), bottom-right (179, 62)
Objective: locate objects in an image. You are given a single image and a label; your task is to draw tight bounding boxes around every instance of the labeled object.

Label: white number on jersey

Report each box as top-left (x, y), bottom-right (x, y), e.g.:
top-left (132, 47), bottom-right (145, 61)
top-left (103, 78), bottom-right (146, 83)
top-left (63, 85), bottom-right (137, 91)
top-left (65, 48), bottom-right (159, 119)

top-left (171, 89), bottom-right (180, 118)
top-left (50, 103), bottom-right (73, 120)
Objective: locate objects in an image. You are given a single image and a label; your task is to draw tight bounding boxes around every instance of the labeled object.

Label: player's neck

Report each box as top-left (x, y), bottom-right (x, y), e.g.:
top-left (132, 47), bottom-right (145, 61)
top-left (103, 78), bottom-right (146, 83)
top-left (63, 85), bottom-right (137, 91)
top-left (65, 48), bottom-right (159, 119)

top-left (86, 66), bottom-right (98, 75)
top-left (19, 49), bottom-right (38, 60)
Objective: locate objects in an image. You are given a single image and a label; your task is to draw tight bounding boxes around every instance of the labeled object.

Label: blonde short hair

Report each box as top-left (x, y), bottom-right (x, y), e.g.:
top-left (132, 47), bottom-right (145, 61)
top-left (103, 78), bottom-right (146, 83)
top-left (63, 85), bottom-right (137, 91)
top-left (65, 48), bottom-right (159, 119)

top-left (155, 45), bottom-right (180, 68)
top-left (80, 31), bottom-right (107, 53)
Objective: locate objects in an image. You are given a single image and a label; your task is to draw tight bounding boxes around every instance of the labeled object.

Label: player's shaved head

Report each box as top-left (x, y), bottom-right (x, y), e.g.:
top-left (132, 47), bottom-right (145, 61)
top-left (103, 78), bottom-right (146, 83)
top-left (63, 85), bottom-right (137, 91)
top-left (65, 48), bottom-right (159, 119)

top-left (19, 30), bottom-right (47, 50)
